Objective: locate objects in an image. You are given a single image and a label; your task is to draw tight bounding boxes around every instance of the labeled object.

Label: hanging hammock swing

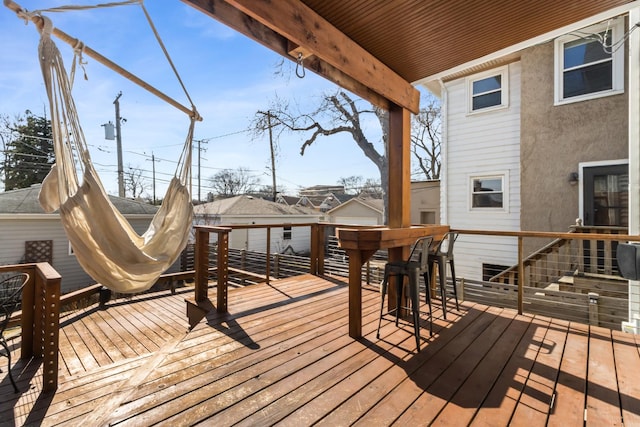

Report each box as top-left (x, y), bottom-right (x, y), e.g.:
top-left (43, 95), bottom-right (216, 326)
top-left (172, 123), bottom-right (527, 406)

top-left (6, 0), bottom-right (201, 293)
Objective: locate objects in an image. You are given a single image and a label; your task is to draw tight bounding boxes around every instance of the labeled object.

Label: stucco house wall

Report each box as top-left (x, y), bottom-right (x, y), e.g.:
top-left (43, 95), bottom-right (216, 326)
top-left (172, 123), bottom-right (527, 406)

top-left (410, 180), bottom-right (440, 224)
top-left (520, 41), bottom-right (628, 233)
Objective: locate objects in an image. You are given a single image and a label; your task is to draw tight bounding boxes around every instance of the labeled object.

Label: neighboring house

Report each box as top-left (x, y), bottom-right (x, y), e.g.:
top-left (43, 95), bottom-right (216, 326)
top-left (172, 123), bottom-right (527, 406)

top-left (296, 192), bottom-right (352, 212)
top-left (0, 185), bottom-right (160, 293)
top-left (192, 195), bottom-right (322, 254)
top-left (298, 185), bottom-right (346, 196)
top-left (422, 14), bottom-right (630, 282)
top-left (274, 194), bottom-right (300, 206)
top-left (327, 197), bottom-right (384, 225)
top-left (411, 180), bottom-right (440, 225)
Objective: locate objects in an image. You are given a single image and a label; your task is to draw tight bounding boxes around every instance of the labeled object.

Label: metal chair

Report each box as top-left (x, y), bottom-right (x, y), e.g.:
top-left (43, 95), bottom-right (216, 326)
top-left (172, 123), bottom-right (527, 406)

top-left (428, 231), bottom-right (459, 319)
top-left (376, 236), bottom-right (433, 351)
top-left (0, 272), bottom-right (29, 393)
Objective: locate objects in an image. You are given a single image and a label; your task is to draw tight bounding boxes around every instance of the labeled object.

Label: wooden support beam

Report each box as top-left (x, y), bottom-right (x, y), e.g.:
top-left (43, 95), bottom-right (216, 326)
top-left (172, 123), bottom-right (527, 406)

top-left (183, 0), bottom-right (419, 113)
top-left (387, 104), bottom-right (412, 230)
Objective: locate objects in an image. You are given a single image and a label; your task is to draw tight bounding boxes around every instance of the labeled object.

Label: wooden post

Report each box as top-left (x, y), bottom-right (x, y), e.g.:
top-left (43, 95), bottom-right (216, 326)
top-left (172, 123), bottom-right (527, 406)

top-left (347, 249), bottom-right (363, 338)
top-left (274, 253), bottom-right (280, 278)
top-left (518, 236), bottom-right (524, 315)
top-left (459, 277), bottom-right (465, 302)
top-left (216, 230), bottom-right (228, 312)
top-left (195, 228), bottom-right (209, 302)
top-left (387, 103), bottom-right (412, 314)
top-left (310, 223), bottom-right (325, 275)
top-left (41, 264), bottom-right (60, 392)
top-left (310, 223), bottom-right (319, 275)
top-left (266, 227), bottom-right (271, 285)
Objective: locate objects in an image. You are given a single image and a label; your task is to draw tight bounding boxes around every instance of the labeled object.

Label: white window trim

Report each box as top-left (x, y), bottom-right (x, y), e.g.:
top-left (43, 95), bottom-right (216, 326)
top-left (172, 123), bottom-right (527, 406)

top-left (68, 241), bottom-right (75, 256)
top-left (466, 66), bottom-right (509, 115)
top-left (468, 171), bottom-right (510, 212)
top-left (554, 18), bottom-right (625, 105)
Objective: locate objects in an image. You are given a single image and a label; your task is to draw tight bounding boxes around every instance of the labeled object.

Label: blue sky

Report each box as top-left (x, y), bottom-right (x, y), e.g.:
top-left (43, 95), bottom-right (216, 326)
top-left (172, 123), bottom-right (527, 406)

top-left (0, 1), bottom-right (391, 198)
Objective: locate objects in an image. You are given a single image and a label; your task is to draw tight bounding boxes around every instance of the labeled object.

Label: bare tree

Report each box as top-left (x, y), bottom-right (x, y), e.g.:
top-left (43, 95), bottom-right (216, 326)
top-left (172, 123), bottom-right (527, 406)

top-left (360, 178), bottom-right (384, 198)
top-left (338, 175), bottom-right (364, 195)
top-left (411, 93), bottom-right (441, 180)
top-left (250, 90), bottom-right (440, 222)
top-left (123, 163), bottom-right (150, 199)
top-left (209, 167), bottom-right (261, 198)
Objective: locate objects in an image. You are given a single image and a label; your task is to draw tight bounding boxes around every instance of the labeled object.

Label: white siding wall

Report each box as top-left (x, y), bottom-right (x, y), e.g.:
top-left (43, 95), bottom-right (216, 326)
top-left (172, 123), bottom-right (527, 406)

top-left (442, 62), bottom-right (521, 281)
top-left (195, 215), bottom-right (319, 254)
top-left (0, 215), bottom-right (157, 293)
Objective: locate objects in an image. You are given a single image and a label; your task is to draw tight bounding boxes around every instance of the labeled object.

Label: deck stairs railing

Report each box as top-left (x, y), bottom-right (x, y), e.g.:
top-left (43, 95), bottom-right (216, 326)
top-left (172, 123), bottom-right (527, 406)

top-left (488, 226), bottom-right (628, 288)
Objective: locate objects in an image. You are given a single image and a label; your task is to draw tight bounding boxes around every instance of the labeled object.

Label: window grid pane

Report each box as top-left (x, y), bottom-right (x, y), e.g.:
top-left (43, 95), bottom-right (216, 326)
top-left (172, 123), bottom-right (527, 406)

top-left (472, 178), bottom-right (503, 208)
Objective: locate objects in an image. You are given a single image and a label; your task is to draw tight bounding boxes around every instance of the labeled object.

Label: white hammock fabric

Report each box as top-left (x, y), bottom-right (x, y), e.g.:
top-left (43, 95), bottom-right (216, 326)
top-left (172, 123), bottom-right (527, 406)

top-left (36, 19), bottom-right (194, 293)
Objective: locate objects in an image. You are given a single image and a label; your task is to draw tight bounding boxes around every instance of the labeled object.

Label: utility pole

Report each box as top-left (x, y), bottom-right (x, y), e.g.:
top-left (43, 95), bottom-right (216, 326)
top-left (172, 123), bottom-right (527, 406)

top-left (114, 92), bottom-right (124, 198)
top-left (267, 111), bottom-right (277, 202)
top-left (151, 152), bottom-right (156, 205)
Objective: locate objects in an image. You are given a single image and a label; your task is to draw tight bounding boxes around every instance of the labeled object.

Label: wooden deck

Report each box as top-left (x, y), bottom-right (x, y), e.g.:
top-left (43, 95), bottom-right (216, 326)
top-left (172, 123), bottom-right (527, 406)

top-left (2, 274), bottom-right (640, 426)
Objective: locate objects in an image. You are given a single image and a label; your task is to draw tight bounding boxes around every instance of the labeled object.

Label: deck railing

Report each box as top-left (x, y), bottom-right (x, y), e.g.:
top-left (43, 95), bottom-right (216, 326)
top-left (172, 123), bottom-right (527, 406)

top-left (452, 228), bottom-right (640, 330)
top-left (10, 223), bottom-right (640, 391)
top-left (0, 262), bottom-right (60, 392)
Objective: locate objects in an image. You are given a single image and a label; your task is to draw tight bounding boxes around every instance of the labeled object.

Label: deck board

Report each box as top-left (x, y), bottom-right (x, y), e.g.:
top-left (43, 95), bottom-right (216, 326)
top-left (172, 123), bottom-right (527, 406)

top-left (2, 274), bottom-right (640, 426)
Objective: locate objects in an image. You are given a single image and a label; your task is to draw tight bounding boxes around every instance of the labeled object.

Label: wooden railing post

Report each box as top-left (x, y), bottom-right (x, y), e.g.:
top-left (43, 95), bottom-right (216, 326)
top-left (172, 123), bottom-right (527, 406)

top-left (216, 229), bottom-right (229, 313)
top-left (518, 236), bottom-right (524, 315)
top-left (274, 253), bottom-right (280, 278)
top-left (39, 263), bottom-right (60, 392)
top-left (310, 223), bottom-right (319, 275)
top-left (195, 227), bottom-right (209, 302)
top-left (266, 227), bottom-right (271, 285)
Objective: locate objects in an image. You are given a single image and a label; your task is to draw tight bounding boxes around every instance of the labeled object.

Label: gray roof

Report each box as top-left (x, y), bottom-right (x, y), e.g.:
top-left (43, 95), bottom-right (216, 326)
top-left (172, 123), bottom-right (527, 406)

top-left (194, 195), bottom-right (319, 216)
top-left (0, 184), bottom-right (159, 215)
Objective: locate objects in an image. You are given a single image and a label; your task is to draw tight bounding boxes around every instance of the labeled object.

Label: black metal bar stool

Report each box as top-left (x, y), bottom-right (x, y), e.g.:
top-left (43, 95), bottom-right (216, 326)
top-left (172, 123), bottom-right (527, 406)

top-left (376, 236), bottom-right (433, 351)
top-left (428, 231), bottom-right (459, 319)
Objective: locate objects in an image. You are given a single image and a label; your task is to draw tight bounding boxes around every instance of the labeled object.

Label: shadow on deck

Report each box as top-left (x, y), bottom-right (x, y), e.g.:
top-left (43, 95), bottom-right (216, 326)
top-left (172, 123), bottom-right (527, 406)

top-left (1, 274), bottom-right (639, 426)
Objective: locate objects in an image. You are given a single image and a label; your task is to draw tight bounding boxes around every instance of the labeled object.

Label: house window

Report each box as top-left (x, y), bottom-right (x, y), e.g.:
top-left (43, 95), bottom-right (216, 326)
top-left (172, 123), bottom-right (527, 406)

top-left (554, 19), bottom-right (624, 104)
top-left (420, 211), bottom-right (436, 224)
top-left (467, 67), bottom-right (508, 113)
top-left (283, 226), bottom-right (292, 240)
top-left (471, 175), bottom-right (505, 209)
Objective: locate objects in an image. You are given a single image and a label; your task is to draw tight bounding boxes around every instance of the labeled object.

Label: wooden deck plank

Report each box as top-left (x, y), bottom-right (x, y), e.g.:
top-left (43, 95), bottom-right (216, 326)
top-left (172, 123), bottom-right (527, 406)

top-left (95, 306), bottom-right (157, 355)
top-left (236, 308), bottom-right (436, 427)
top-left (586, 326), bottom-right (623, 426)
top-left (106, 291), bottom-right (376, 424)
top-left (547, 321), bottom-right (588, 427)
top-left (24, 355), bottom-right (153, 425)
top-left (107, 280), bottom-right (374, 426)
top-left (469, 316), bottom-right (552, 427)
top-left (509, 317), bottom-right (569, 426)
top-left (282, 305), bottom-right (463, 427)
top-left (389, 306), bottom-right (514, 426)
top-left (73, 312), bottom-right (126, 367)
top-left (429, 312), bottom-right (534, 426)
top-left (613, 329), bottom-right (640, 426)
top-left (3, 274), bottom-right (640, 426)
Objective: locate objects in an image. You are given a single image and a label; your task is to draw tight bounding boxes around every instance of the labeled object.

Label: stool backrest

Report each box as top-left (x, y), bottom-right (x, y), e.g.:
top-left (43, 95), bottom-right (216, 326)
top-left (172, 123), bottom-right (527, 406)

top-left (434, 232), bottom-right (458, 258)
top-left (408, 236), bottom-right (433, 272)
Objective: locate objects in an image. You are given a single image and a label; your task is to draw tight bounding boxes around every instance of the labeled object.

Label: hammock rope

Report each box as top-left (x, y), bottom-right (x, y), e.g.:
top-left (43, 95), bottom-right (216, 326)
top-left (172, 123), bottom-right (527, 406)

top-left (12, 4), bottom-right (199, 293)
